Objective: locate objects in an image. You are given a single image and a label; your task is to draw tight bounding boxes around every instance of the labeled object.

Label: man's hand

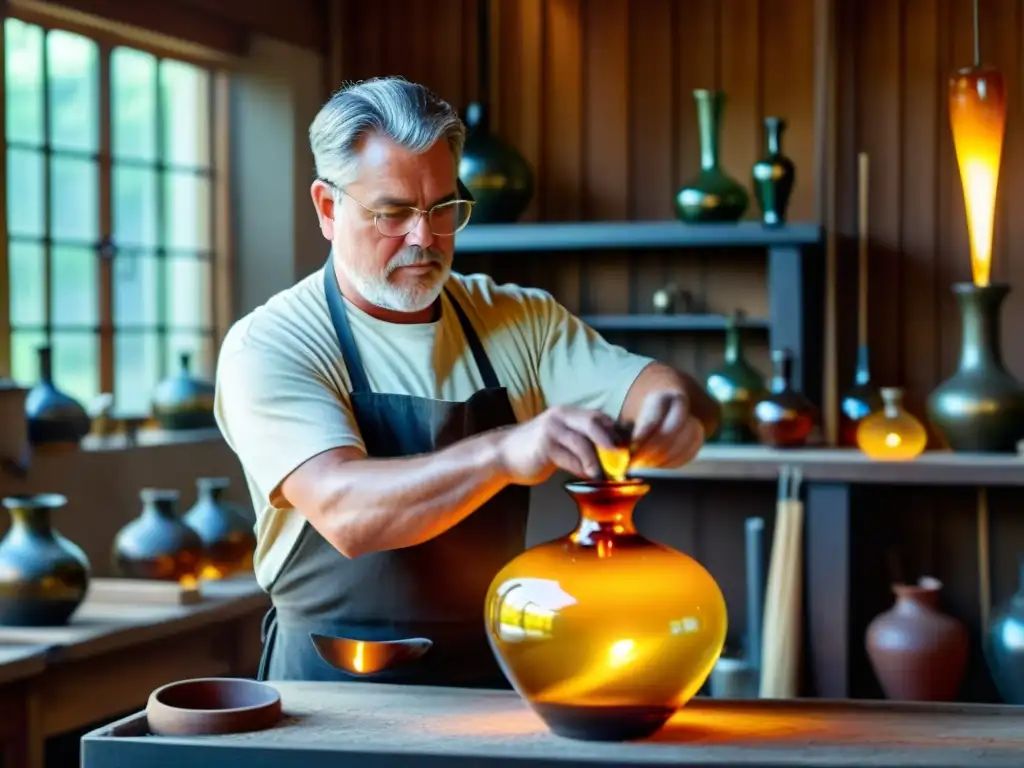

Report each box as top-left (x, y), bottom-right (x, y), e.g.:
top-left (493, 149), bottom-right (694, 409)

top-left (496, 406), bottom-right (618, 485)
top-left (629, 389), bottom-right (704, 470)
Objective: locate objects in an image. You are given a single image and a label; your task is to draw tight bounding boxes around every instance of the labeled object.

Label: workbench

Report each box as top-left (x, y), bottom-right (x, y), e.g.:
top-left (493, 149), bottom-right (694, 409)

top-left (0, 576), bottom-right (268, 768)
top-left (82, 681), bottom-right (1024, 768)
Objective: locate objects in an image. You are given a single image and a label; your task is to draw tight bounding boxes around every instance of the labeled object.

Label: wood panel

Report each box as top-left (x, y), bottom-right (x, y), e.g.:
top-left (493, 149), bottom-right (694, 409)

top-left (337, 0), bottom-right (815, 395)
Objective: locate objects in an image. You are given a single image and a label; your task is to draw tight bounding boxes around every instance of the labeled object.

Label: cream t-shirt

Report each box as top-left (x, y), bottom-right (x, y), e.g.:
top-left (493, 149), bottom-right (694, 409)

top-left (214, 269), bottom-right (654, 589)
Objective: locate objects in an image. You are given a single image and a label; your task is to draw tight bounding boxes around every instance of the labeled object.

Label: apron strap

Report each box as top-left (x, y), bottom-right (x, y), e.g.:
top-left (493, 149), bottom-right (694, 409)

top-left (443, 289), bottom-right (500, 390)
top-left (323, 254), bottom-right (372, 394)
top-left (323, 253), bottom-right (502, 393)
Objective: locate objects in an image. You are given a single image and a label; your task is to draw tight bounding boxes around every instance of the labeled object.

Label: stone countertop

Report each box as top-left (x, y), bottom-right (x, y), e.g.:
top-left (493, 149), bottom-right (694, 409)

top-left (82, 681), bottom-right (1024, 768)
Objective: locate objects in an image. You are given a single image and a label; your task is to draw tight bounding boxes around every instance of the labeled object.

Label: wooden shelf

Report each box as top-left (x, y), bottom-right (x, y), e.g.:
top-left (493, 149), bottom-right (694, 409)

top-left (581, 314), bottom-right (770, 332)
top-left (455, 221), bottom-right (823, 253)
top-left (633, 445), bottom-right (1024, 487)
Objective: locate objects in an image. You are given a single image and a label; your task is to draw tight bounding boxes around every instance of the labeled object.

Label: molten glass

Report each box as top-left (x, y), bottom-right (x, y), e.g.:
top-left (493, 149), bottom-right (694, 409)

top-left (484, 479), bottom-right (727, 742)
top-left (949, 65), bottom-right (1006, 287)
top-left (856, 387), bottom-right (927, 461)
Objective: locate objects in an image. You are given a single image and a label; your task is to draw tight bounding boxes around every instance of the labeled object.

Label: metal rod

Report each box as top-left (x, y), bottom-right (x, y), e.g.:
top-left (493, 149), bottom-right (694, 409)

top-left (973, 0), bottom-right (980, 66)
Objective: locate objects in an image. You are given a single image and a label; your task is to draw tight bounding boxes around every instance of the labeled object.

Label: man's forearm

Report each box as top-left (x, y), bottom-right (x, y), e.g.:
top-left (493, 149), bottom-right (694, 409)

top-left (303, 430), bottom-right (512, 559)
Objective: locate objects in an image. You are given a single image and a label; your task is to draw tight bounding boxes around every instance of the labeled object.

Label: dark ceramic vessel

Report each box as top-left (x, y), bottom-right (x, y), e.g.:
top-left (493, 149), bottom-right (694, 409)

top-left (927, 283), bottom-right (1024, 453)
top-left (113, 488), bottom-right (204, 582)
top-left (151, 352), bottom-right (216, 431)
top-left (25, 346), bottom-right (91, 448)
top-left (458, 103), bottom-right (534, 224)
top-left (0, 493), bottom-right (90, 626)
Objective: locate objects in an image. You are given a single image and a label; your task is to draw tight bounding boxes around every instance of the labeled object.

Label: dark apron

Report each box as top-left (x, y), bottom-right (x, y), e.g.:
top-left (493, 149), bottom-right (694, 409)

top-left (255, 255), bottom-right (529, 688)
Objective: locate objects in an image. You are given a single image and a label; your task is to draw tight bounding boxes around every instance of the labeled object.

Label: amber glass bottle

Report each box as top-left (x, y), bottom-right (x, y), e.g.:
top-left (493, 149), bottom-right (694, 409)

top-left (856, 387), bottom-right (928, 461)
top-left (752, 349), bottom-right (817, 447)
top-left (484, 479), bottom-right (727, 742)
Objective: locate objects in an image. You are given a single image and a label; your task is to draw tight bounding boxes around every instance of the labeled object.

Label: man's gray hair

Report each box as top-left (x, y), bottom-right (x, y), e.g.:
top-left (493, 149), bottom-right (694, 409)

top-left (309, 77), bottom-right (466, 189)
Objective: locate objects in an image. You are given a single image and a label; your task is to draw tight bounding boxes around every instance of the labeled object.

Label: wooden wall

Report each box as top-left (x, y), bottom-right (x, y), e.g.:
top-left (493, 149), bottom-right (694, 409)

top-left (833, 0), bottom-right (1024, 703)
top-left (338, 0), bottom-right (819, 401)
top-left (331, 0), bottom-right (1024, 703)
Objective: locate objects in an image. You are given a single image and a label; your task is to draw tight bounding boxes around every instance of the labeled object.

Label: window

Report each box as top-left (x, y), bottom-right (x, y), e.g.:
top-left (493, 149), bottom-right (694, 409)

top-left (3, 16), bottom-right (225, 416)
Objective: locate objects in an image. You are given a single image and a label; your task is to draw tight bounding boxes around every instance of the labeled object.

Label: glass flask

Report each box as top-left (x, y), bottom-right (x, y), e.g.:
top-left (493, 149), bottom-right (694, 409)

top-left (484, 479), bottom-right (727, 742)
top-left (752, 348), bottom-right (817, 447)
top-left (856, 387), bottom-right (927, 461)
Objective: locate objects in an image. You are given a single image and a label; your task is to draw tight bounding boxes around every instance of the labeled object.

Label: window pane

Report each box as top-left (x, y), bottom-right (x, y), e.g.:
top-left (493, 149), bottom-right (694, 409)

top-left (9, 240), bottom-right (45, 326)
top-left (50, 155), bottom-right (98, 242)
top-left (160, 59), bottom-right (209, 167)
top-left (51, 331), bottom-right (98, 405)
top-left (4, 19), bottom-right (44, 145)
top-left (113, 253), bottom-right (159, 326)
top-left (113, 165), bottom-right (157, 248)
top-left (111, 47), bottom-right (157, 161)
top-left (164, 255), bottom-right (211, 327)
top-left (166, 332), bottom-right (213, 380)
top-left (114, 331), bottom-right (159, 415)
top-left (51, 246), bottom-right (98, 325)
top-left (46, 29), bottom-right (98, 153)
top-left (11, 330), bottom-right (46, 385)
top-left (163, 173), bottom-right (210, 250)
top-left (7, 147), bottom-right (44, 238)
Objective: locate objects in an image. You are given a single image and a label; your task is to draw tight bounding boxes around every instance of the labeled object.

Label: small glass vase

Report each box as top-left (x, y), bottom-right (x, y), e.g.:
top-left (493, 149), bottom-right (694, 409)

top-left (856, 387), bottom-right (927, 461)
top-left (674, 90), bottom-right (749, 223)
top-left (705, 310), bottom-right (767, 444)
top-left (751, 117), bottom-right (796, 226)
top-left (752, 349), bottom-right (817, 448)
top-left (485, 479), bottom-right (727, 742)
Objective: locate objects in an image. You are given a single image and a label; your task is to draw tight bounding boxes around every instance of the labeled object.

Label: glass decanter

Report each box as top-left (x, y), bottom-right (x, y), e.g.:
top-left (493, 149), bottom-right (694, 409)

top-left (484, 478), bottom-right (727, 742)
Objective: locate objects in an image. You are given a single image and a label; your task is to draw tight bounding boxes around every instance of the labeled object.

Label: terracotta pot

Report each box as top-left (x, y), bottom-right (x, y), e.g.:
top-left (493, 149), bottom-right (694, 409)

top-left (146, 677), bottom-right (282, 736)
top-left (865, 577), bottom-right (968, 701)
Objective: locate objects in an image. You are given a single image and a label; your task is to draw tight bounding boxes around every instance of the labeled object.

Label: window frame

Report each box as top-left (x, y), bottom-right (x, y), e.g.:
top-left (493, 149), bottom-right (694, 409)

top-left (0, 1), bottom-right (235, 413)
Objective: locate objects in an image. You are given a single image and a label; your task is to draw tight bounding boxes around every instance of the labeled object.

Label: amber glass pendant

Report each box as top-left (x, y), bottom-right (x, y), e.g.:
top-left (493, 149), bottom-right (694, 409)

top-left (484, 479), bottom-right (727, 742)
top-left (857, 387), bottom-right (927, 461)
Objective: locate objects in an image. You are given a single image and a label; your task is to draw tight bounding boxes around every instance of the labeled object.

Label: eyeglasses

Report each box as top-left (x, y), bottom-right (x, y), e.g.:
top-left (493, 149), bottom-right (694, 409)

top-left (321, 179), bottom-right (475, 238)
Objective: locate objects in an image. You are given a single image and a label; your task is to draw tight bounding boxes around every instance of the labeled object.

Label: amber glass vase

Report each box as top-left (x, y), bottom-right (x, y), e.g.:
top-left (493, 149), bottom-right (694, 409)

top-left (752, 349), bottom-right (817, 447)
top-left (856, 387), bottom-right (928, 461)
top-left (484, 479), bottom-right (727, 742)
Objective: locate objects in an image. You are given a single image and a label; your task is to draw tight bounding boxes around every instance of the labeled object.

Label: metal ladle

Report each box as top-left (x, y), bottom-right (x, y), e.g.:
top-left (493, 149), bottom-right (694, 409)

top-left (309, 633), bottom-right (433, 676)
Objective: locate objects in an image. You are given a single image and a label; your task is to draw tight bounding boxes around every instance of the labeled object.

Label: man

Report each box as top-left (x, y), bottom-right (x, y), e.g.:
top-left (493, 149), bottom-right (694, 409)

top-left (215, 76), bottom-right (719, 687)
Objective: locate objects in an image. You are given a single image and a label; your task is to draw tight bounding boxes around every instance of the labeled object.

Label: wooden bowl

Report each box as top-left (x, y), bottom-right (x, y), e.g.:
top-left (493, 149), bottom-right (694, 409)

top-left (146, 677), bottom-right (282, 736)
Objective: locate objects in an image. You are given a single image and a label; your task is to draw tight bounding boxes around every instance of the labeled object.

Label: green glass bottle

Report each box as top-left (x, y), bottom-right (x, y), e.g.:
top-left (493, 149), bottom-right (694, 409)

top-left (675, 90), bottom-right (749, 224)
top-left (705, 311), bottom-right (767, 444)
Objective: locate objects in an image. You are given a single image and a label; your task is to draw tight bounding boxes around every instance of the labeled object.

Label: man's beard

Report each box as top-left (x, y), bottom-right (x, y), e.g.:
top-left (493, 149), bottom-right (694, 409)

top-left (343, 246), bottom-right (452, 313)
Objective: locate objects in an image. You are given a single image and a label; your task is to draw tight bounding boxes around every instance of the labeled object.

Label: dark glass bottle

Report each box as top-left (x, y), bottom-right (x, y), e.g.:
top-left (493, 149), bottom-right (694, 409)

top-left (752, 117), bottom-right (796, 226)
top-left (705, 311), bottom-right (767, 444)
top-left (752, 349), bottom-right (817, 448)
top-left (839, 344), bottom-right (883, 447)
